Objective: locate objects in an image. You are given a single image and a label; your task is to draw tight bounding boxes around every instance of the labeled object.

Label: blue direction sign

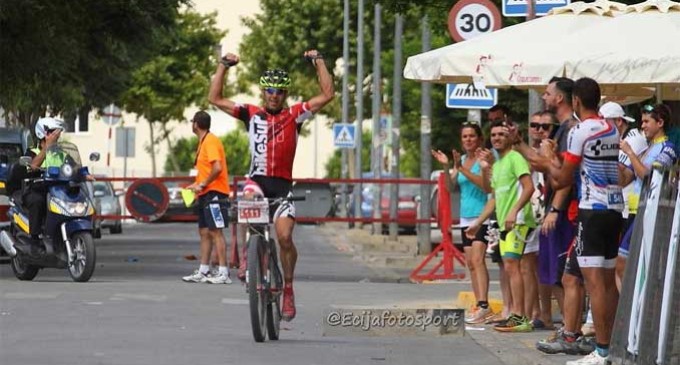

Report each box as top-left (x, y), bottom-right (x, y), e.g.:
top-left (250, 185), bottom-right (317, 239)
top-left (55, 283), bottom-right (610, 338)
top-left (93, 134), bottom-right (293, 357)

top-left (333, 124), bottom-right (356, 149)
top-left (502, 0), bottom-right (571, 17)
top-left (446, 83), bottom-right (498, 109)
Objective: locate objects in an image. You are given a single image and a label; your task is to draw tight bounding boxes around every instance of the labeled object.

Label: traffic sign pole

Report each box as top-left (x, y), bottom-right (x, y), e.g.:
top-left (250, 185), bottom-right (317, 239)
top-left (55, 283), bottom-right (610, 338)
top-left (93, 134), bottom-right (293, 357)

top-left (107, 126), bottom-right (112, 167)
top-left (102, 104), bottom-right (122, 169)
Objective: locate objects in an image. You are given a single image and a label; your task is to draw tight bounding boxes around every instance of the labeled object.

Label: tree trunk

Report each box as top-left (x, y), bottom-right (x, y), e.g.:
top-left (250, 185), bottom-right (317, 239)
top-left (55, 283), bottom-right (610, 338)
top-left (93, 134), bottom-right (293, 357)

top-left (149, 120), bottom-right (157, 177)
top-left (161, 122), bottom-right (181, 174)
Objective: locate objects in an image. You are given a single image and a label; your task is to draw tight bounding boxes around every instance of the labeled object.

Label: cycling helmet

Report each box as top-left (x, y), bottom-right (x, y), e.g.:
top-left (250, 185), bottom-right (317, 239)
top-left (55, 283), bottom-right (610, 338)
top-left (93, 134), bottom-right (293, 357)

top-left (259, 69), bottom-right (291, 89)
top-left (35, 117), bottom-right (65, 140)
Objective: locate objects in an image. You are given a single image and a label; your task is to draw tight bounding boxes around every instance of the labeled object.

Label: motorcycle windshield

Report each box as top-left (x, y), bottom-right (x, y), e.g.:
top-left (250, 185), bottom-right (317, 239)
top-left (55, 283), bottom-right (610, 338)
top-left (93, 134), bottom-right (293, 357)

top-left (43, 142), bottom-right (83, 181)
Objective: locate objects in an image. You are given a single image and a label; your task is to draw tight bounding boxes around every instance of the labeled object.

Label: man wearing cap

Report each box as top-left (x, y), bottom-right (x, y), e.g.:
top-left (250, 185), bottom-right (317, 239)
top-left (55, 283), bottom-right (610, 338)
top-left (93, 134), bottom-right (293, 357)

top-left (599, 102), bottom-right (647, 287)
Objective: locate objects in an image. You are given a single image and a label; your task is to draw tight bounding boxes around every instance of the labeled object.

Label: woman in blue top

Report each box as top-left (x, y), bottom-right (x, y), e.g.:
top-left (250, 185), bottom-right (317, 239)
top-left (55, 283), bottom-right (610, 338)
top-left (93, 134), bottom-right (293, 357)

top-left (432, 123), bottom-right (493, 324)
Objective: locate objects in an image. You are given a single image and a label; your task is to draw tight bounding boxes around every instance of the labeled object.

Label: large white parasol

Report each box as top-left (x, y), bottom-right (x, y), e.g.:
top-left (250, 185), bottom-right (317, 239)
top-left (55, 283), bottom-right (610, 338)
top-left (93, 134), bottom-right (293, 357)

top-left (403, 0), bottom-right (626, 86)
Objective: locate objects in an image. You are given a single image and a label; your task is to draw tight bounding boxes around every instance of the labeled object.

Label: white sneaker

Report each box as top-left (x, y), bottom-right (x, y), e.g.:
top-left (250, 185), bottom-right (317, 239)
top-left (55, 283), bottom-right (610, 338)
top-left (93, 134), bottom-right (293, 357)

top-left (206, 273), bottom-right (232, 284)
top-left (182, 270), bottom-right (210, 283)
top-left (566, 351), bottom-right (607, 365)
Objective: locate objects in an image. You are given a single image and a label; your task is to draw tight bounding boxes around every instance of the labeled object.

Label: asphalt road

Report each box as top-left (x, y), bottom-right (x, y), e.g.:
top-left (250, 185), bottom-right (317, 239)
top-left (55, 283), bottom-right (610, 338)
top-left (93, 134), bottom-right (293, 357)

top-left (0, 222), bottom-right (507, 365)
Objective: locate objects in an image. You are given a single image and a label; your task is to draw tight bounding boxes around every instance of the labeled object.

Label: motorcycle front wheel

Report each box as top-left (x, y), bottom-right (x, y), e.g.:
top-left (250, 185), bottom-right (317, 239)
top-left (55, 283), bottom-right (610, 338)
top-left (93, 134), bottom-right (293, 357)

top-left (68, 232), bottom-right (96, 282)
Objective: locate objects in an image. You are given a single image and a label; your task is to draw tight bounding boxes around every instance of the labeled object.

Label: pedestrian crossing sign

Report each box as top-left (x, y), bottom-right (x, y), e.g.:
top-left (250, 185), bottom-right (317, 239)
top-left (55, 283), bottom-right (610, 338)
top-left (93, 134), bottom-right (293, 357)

top-left (333, 124), bottom-right (356, 149)
top-left (446, 83), bottom-right (498, 109)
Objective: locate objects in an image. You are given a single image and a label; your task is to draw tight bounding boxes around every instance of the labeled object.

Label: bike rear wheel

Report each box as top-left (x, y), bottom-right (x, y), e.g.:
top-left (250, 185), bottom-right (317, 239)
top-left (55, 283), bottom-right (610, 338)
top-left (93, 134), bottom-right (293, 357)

top-left (266, 239), bottom-right (282, 340)
top-left (247, 234), bottom-right (267, 342)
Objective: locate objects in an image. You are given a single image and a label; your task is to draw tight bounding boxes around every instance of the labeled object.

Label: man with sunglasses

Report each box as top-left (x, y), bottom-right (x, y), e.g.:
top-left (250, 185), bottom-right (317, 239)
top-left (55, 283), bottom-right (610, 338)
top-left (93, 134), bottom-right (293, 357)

top-left (504, 78), bottom-right (593, 356)
top-left (208, 49), bottom-right (334, 322)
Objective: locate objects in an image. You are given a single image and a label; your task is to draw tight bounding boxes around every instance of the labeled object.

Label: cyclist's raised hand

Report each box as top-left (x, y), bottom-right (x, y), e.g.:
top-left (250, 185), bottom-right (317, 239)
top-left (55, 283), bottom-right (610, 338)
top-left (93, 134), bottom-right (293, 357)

top-left (220, 53), bottom-right (240, 67)
top-left (305, 48), bottom-right (334, 113)
top-left (303, 49), bottom-right (324, 64)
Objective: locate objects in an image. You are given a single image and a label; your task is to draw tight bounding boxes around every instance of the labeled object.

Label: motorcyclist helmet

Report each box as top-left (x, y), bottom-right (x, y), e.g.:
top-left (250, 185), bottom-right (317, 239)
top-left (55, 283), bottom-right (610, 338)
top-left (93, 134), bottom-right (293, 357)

top-left (35, 117), bottom-right (65, 140)
top-left (259, 69), bottom-right (291, 89)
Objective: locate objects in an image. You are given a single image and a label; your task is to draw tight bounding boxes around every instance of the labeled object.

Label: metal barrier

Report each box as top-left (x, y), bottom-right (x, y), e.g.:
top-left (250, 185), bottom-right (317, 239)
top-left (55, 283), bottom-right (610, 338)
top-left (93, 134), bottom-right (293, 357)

top-left (409, 173), bottom-right (466, 283)
top-left (610, 166), bottom-right (680, 365)
top-left (95, 176), bottom-right (437, 225)
top-left (93, 175), bottom-right (439, 269)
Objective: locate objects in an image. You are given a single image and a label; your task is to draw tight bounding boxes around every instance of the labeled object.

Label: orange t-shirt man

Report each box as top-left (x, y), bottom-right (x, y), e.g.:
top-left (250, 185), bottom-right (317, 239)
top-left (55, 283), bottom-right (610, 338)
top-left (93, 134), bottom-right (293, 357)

top-left (195, 133), bottom-right (230, 196)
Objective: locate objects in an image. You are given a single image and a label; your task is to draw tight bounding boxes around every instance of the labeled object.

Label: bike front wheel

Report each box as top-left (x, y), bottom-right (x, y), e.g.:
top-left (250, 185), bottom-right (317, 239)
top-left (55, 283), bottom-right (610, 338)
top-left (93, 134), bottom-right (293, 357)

top-left (266, 238), bottom-right (282, 340)
top-left (247, 234), bottom-right (267, 342)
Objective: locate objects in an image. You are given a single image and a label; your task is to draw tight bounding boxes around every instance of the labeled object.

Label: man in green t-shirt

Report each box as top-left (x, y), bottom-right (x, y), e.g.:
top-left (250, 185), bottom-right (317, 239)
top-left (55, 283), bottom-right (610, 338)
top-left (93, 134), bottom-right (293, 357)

top-left (467, 120), bottom-right (536, 333)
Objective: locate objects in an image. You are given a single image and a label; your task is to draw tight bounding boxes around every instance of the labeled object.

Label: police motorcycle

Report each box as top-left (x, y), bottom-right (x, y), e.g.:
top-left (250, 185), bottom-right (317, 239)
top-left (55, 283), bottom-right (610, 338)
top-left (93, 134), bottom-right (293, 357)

top-left (0, 142), bottom-right (100, 282)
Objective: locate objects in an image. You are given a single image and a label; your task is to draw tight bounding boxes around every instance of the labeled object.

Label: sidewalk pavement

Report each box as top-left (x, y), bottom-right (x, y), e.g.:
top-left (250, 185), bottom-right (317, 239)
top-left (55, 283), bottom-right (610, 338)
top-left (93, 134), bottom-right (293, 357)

top-left (319, 222), bottom-right (584, 365)
top-left (466, 324), bottom-right (583, 365)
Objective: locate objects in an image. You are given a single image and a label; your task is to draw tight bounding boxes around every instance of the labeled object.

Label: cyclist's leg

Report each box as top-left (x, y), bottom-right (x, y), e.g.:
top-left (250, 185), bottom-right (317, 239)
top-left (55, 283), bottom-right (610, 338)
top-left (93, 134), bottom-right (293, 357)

top-left (275, 216), bottom-right (297, 284)
top-left (274, 200), bottom-right (297, 321)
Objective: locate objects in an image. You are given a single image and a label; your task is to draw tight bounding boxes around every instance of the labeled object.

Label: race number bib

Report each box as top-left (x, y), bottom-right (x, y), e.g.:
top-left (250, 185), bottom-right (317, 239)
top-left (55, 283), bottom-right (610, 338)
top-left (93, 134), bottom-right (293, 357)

top-left (237, 200), bottom-right (269, 224)
top-left (607, 185), bottom-right (624, 211)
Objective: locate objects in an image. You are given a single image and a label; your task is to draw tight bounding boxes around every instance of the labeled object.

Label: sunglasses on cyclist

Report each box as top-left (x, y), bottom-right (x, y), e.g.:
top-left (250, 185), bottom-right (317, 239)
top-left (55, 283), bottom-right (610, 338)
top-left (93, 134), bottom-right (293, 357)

top-left (642, 104), bottom-right (655, 113)
top-left (264, 88), bottom-right (286, 95)
top-left (529, 123), bottom-right (553, 131)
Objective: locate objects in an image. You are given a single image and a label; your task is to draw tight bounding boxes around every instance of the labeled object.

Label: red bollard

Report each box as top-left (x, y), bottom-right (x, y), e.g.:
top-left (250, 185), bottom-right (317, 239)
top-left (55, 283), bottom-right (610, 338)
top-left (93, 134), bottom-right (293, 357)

top-left (409, 172), bottom-right (466, 282)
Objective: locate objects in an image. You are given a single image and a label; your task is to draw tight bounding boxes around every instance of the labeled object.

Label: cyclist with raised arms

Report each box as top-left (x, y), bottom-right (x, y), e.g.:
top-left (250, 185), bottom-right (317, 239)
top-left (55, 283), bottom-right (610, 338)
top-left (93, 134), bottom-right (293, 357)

top-left (208, 49), bottom-right (334, 322)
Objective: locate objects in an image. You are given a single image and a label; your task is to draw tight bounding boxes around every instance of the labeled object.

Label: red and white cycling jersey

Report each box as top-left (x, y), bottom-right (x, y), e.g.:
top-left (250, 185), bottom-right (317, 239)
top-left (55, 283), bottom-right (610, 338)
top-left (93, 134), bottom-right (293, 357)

top-left (232, 102), bottom-right (313, 181)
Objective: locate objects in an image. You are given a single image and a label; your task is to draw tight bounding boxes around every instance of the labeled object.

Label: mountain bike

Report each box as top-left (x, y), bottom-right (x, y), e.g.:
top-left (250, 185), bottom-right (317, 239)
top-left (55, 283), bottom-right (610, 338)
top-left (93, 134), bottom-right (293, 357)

top-left (237, 195), bottom-right (305, 342)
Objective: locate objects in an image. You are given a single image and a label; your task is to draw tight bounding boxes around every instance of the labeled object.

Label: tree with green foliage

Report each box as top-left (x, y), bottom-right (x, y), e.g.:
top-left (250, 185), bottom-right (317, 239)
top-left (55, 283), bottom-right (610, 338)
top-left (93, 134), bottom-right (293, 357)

top-left (164, 128), bottom-right (251, 177)
top-left (0, 0), bottom-right (186, 127)
top-left (121, 11), bottom-right (225, 176)
top-left (237, 0), bottom-right (530, 179)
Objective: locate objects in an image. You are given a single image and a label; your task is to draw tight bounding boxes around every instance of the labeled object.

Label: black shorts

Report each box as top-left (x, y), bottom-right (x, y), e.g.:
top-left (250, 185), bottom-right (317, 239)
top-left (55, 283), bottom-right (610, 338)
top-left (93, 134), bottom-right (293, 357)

top-left (460, 225), bottom-right (489, 247)
top-left (573, 209), bottom-right (623, 269)
top-left (196, 190), bottom-right (229, 229)
top-left (244, 176), bottom-right (295, 220)
top-left (490, 244), bottom-right (502, 263)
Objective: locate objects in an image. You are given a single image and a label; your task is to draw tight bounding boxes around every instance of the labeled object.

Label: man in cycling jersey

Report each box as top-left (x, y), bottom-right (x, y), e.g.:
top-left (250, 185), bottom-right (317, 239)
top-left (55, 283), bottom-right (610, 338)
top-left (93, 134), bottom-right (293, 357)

top-left (208, 49), bottom-right (334, 322)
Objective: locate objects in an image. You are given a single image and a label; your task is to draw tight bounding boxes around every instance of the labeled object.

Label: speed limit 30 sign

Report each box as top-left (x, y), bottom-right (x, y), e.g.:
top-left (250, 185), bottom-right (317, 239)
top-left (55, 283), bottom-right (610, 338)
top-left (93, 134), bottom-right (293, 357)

top-left (448, 0), bottom-right (502, 43)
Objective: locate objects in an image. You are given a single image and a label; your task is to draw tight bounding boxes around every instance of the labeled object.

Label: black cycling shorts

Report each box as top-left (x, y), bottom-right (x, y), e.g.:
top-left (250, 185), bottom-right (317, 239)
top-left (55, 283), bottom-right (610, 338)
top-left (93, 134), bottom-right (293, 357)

top-left (243, 176), bottom-right (295, 220)
top-left (573, 209), bottom-right (623, 269)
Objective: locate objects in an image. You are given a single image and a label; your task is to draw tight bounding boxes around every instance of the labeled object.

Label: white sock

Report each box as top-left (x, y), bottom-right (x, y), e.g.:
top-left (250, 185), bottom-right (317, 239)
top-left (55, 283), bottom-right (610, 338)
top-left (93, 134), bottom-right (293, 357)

top-left (199, 264), bottom-right (210, 274)
top-left (219, 266), bottom-right (228, 276)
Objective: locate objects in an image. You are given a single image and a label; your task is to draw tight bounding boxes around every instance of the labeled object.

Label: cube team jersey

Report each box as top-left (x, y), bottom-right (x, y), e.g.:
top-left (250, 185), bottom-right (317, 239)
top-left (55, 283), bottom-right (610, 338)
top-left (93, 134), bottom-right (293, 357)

top-left (232, 102), bottom-right (314, 181)
top-left (491, 150), bottom-right (536, 230)
top-left (564, 118), bottom-right (622, 211)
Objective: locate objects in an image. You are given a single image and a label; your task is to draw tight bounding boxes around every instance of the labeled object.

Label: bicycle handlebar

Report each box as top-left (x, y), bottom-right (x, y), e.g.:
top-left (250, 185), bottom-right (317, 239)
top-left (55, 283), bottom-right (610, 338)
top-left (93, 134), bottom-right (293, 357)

top-left (200, 195), bottom-right (306, 208)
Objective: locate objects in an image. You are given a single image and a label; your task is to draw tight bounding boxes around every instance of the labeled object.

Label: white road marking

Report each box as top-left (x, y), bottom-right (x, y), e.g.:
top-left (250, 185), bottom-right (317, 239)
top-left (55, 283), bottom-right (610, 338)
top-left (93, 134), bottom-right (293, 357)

top-left (4, 292), bottom-right (61, 299)
top-left (110, 293), bottom-right (167, 302)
